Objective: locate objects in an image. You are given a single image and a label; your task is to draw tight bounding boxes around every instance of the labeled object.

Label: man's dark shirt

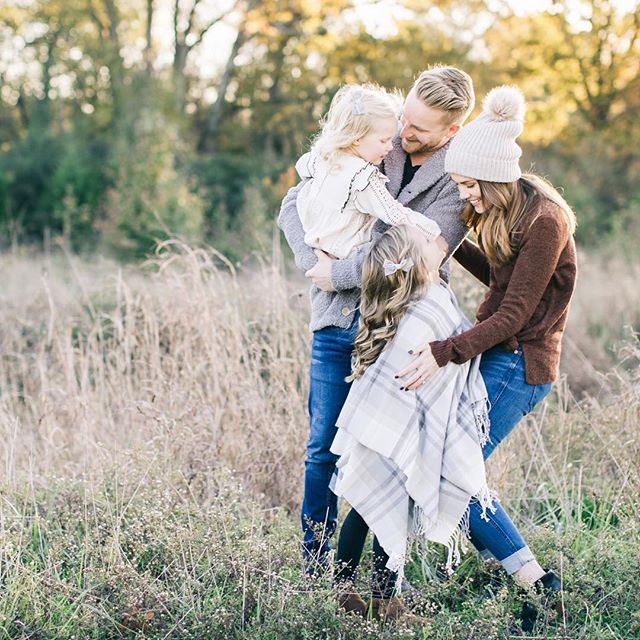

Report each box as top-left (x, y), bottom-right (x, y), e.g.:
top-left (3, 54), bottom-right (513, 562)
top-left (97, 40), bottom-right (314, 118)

top-left (401, 154), bottom-right (421, 190)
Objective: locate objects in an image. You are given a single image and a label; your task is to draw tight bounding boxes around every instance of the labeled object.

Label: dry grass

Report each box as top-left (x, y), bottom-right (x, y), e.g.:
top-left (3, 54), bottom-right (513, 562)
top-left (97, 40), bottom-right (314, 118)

top-left (0, 240), bottom-right (638, 638)
top-left (0, 241), bottom-right (310, 509)
top-left (1, 241), bottom-right (638, 509)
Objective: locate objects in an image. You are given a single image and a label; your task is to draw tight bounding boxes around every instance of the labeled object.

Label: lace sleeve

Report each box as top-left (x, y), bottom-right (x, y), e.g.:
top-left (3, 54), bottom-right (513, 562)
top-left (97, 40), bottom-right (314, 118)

top-left (354, 171), bottom-right (441, 240)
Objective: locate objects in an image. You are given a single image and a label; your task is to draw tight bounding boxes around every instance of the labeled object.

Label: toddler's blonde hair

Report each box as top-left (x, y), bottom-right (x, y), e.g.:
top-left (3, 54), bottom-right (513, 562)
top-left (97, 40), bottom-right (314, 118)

top-left (311, 83), bottom-right (402, 165)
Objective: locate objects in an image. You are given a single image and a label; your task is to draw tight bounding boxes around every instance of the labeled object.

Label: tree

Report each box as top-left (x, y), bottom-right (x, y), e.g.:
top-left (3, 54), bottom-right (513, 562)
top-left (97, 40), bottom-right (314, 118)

top-left (172, 0), bottom-right (238, 114)
top-left (484, 0), bottom-right (640, 142)
top-left (197, 0), bottom-right (259, 152)
top-left (482, 1), bottom-right (640, 240)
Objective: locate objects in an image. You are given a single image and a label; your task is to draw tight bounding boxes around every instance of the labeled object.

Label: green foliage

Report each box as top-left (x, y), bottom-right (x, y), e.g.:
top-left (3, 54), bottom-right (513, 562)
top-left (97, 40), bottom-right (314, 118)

top-left (191, 153), bottom-right (289, 261)
top-left (1, 474), bottom-right (638, 639)
top-left (101, 113), bottom-right (204, 259)
top-left (0, 129), bottom-right (63, 240)
top-left (0, 124), bottom-right (108, 249)
top-left (1, 0), bottom-right (639, 257)
top-left (525, 138), bottom-right (640, 246)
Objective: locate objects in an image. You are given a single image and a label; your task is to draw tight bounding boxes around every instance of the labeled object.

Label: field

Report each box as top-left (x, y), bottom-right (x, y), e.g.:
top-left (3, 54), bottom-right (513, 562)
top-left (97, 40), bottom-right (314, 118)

top-left (0, 241), bottom-right (638, 639)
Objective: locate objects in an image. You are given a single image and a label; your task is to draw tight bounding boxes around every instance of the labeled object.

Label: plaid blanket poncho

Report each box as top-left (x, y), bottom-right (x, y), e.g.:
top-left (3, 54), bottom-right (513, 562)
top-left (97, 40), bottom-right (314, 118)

top-left (330, 281), bottom-right (495, 579)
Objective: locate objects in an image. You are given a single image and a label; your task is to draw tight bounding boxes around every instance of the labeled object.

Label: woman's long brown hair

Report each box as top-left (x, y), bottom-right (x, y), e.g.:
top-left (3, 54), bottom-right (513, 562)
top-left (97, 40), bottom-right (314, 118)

top-left (462, 173), bottom-right (577, 267)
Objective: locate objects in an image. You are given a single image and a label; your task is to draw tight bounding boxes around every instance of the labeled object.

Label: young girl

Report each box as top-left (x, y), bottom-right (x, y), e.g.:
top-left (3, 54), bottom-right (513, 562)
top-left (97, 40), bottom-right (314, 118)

top-left (329, 224), bottom-right (495, 621)
top-left (398, 86), bottom-right (577, 630)
top-left (295, 84), bottom-right (441, 260)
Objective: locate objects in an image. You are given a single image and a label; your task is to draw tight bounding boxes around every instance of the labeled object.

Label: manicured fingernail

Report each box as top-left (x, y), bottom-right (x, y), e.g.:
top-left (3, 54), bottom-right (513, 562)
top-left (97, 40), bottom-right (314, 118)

top-left (408, 350), bottom-right (414, 355)
top-left (394, 375), bottom-right (399, 379)
top-left (399, 387), bottom-right (404, 391)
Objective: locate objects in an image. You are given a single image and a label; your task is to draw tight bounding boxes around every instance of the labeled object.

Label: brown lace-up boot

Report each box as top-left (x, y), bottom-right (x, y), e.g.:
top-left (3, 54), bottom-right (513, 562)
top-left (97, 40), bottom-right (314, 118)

top-left (371, 596), bottom-right (427, 625)
top-left (336, 585), bottom-right (368, 618)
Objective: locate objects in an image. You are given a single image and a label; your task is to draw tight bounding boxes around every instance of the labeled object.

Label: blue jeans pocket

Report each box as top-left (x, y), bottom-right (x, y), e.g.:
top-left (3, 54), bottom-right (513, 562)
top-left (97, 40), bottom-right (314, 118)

top-left (480, 347), bottom-right (522, 407)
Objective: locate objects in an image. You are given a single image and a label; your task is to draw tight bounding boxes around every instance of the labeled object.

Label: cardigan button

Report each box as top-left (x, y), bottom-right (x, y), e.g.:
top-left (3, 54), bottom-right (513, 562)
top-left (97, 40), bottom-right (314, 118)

top-left (341, 307), bottom-right (351, 316)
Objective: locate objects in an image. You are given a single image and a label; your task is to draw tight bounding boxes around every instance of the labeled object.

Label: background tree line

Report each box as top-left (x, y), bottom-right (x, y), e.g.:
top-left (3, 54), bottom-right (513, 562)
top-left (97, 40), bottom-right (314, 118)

top-left (0, 0), bottom-right (638, 260)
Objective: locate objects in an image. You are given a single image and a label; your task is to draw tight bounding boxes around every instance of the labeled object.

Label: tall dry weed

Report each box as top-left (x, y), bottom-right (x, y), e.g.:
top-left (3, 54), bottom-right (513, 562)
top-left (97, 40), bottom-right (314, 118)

top-left (0, 242), bottom-right (639, 638)
top-left (0, 242), bottom-right (310, 509)
top-left (1, 242), bottom-right (638, 517)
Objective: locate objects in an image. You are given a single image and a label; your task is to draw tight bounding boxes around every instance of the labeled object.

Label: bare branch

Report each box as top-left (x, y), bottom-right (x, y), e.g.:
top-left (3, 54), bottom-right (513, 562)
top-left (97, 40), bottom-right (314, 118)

top-left (173, 0), bottom-right (180, 44)
top-left (558, 16), bottom-right (595, 110)
top-left (185, 0), bottom-right (199, 39)
top-left (145, 0), bottom-right (154, 72)
top-left (87, 0), bottom-right (106, 42)
top-left (102, 0), bottom-right (120, 46)
top-left (188, 5), bottom-right (238, 51)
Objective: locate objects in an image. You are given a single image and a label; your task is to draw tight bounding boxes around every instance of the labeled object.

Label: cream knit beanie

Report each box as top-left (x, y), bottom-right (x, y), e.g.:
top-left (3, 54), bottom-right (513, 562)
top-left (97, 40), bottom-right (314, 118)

top-left (444, 86), bottom-right (526, 182)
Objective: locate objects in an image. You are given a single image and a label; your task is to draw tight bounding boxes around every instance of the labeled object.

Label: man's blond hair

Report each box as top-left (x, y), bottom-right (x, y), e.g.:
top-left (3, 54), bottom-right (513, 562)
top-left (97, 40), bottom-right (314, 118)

top-left (411, 66), bottom-right (475, 126)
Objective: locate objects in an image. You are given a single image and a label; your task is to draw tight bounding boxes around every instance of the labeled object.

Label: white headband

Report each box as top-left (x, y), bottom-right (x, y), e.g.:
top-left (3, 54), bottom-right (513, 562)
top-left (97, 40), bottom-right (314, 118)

top-left (350, 88), bottom-right (366, 116)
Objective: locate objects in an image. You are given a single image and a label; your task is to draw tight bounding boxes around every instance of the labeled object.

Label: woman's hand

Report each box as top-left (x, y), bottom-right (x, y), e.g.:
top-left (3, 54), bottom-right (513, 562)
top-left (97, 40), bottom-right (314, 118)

top-left (396, 342), bottom-right (441, 390)
top-left (305, 249), bottom-right (337, 292)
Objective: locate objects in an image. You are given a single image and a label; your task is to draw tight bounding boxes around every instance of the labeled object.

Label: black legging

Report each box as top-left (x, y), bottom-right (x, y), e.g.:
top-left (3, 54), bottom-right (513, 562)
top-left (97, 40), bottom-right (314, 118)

top-left (334, 507), bottom-right (398, 598)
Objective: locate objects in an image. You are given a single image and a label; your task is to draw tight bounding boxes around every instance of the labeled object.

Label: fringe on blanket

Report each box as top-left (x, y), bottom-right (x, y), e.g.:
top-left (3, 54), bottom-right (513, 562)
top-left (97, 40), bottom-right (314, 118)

top-left (475, 484), bottom-right (499, 522)
top-left (387, 504), bottom-right (436, 591)
top-left (473, 398), bottom-right (491, 447)
top-left (388, 551), bottom-right (406, 593)
top-left (402, 483), bottom-right (498, 578)
top-left (443, 483), bottom-right (498, 573)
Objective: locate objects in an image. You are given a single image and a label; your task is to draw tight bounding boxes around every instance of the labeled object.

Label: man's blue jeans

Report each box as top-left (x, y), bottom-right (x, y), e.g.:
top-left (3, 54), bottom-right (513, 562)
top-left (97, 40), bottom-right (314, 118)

top-left (302, 320), bottom-right (358, 563)
top-left (468, 345), bottom-right (553, 574)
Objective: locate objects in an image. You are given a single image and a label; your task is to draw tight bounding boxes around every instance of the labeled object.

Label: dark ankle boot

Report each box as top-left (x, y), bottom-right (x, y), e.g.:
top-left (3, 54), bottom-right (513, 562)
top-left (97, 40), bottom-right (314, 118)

top-left (519, 570), bottom-right (564, 632)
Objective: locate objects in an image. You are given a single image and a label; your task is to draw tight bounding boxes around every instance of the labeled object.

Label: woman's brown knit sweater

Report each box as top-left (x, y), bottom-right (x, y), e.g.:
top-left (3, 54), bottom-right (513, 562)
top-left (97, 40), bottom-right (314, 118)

top-left (430, 197), bottom-right (578, 385)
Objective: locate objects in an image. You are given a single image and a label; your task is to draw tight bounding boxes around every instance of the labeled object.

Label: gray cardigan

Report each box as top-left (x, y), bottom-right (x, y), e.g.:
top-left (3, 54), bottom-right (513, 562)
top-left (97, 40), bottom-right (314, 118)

top-left (277, 137), bottom-right (469, 332)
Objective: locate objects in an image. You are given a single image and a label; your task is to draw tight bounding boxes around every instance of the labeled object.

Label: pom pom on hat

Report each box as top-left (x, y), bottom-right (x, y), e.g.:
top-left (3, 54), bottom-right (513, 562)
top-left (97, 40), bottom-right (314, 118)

top-left (444, 85), bottom-right (527, 183)
top-left (483, 86), bottom-right (526, 123)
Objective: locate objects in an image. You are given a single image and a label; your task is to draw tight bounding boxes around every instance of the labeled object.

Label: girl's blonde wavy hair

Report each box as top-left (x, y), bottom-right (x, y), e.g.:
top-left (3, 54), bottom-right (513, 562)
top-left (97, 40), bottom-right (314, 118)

top-left (311, 83), bottom-right (402, 166)
top-left (463, 173), bottom-right (577, 266)
top-left (348, 225), bottom-right (443, 381)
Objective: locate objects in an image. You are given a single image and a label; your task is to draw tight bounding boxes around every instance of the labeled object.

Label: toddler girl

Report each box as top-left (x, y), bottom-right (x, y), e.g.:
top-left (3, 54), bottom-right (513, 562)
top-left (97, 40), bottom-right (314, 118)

top-left (295, 84), bottom-right (441, 260)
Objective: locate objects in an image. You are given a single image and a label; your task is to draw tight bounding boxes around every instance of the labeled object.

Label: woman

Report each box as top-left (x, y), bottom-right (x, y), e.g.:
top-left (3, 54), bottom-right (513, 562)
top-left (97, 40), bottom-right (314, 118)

top-left (397, 85), bottom-right (577, 629)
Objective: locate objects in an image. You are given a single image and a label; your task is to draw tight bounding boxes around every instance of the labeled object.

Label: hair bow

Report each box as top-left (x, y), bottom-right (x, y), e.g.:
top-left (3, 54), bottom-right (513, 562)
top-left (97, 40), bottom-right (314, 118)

top-left (350, 88), bottom-right (366, 116)
top-left (383, 257), bottom-right (414, 277)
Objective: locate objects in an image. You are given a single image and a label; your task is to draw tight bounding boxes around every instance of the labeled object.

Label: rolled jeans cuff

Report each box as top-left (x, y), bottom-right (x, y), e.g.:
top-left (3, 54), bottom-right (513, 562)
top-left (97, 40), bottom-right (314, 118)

top-left (500, 546), bottom-right (535, 575)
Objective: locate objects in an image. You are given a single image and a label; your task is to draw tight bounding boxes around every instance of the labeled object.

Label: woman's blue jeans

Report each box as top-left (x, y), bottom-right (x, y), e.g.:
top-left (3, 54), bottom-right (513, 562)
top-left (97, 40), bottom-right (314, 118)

top-left (302, 327), bottom-right (552, 576)
top-left (468, 345), bottom-right (552, 574)
top-left (301, 320), bottom-right (358, 565)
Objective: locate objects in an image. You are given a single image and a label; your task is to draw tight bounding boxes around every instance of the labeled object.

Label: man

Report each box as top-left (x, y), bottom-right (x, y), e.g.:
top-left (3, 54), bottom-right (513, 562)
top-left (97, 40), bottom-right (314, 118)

top-left (278, 66), bottom-right (475, 569)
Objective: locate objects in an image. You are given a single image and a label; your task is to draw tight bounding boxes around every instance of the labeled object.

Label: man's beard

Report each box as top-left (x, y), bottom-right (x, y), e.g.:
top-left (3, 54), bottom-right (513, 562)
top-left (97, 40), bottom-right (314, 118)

top-left (401, 137), bottom-right (443, 155)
